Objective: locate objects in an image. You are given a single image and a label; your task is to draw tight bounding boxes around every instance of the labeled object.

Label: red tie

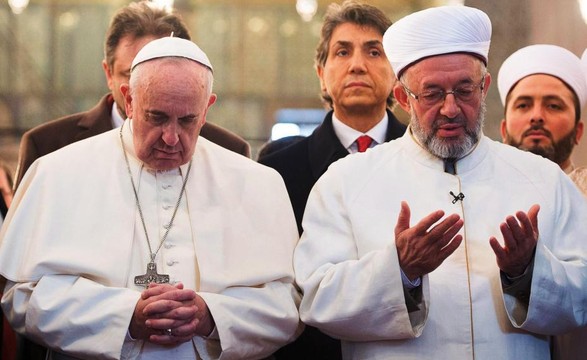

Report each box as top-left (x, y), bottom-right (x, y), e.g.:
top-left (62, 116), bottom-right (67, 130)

top-left (356, 135), bottom-right (373, 153)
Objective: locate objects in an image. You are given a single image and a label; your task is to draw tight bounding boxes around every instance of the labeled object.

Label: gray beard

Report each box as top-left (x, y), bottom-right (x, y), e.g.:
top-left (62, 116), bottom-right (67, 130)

top-left (410, 102), bottom-right (485, 159)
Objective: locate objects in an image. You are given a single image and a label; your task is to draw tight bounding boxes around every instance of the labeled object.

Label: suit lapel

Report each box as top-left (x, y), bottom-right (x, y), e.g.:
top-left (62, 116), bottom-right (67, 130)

top-left (74, 94), bottom-right (116, 142)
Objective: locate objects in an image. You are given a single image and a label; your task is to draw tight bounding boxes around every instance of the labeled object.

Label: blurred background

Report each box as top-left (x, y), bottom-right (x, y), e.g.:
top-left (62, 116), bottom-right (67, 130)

top-left (0, 0), bottom-right (586, 167)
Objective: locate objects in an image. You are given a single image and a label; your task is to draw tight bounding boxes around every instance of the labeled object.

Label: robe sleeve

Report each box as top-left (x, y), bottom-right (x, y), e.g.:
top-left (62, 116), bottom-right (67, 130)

top-left (503, 173), bottom-right (587, 334)
top-left (2, 275), bottom-right (140, 360)
top-left (294, 174), bottom-right (428, 341)
top-left (197, 281), bottom-right (302, 360)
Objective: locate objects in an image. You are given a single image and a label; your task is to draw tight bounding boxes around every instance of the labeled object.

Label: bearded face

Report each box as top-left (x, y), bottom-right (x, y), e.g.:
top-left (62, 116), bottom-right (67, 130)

top-left (504, 124), bottom-right (577, 165)
top-left (410, 101), bottom-right (486, 160)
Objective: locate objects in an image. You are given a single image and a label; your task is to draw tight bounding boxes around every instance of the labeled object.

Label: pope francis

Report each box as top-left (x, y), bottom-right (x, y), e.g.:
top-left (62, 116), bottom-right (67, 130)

top-left (0, 37), bottom-right (301, 359)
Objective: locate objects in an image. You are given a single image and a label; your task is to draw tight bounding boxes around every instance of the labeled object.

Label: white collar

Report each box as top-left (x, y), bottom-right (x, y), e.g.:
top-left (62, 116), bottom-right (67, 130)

top-left (111, 102), bottom-right (125, 129)
top-left (332, 112), bottom-right (388, 151)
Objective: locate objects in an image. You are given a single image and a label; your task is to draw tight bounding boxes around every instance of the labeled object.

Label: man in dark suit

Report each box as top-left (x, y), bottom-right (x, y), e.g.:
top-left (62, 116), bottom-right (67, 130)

top-left (258, 1), bottom-right (406, 359)
top-left (8, 2), bottom-right (249, 359)
top-left (14, 1), bottom-right (249, 190)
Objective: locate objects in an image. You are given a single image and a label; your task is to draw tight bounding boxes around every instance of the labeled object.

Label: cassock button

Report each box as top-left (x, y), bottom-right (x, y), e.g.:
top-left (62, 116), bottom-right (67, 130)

top-left (162, 184), bottom-right (172, 189)
top-left (163, 204), bottom-right (173, 210)
top-left (163, 224), bottom-right (171, 229)
top-left (167, 259), bottom-right (177, 266)
top-left (164, 242), bottom-right (173, 249)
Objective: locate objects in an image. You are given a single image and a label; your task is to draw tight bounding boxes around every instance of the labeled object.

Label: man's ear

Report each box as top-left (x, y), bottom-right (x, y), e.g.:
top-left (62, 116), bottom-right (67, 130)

top-left (316, 65), bottom-right (327, 94)
top-left (102, 59), bottom-right (114, 92)
top-left (482, 72), bottom-right (492, 99)
top-left (575, 121), bottom-right (584, 145)
top-left (393, 84), bottom-right (411, 114)
top-left (120, 83), bottom-right (132, 119)
top-left (499, 118), bottom-right (507, 142)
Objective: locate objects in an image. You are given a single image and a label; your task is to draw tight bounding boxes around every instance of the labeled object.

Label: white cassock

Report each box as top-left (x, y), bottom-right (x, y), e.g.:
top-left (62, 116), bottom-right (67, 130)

top-left (295, 129), bottom-right (587, 360)
top-left (0, 121), bottom-right (301, 360)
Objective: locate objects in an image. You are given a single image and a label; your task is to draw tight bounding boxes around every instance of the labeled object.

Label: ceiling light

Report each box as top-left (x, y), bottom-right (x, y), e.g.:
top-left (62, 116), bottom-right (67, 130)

top-left (8, 0), bottom-right (29, 15)
top-left (296, 0), bottom-right (318, 22)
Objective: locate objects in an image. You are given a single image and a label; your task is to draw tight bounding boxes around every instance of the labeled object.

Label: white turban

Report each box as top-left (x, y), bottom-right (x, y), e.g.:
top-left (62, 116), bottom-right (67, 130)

top-left (131, 36), bottom-right (213, 72)
top-left (497, 44), bottom-right (587, 108)
top-left (383, 6), bottom-right (491, 78)
top-left (582, 49), bottom-right (587, 75)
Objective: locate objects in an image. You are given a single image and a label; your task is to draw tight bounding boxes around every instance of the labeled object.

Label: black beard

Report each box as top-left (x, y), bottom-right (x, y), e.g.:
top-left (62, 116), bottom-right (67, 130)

top-left (505, 126), bottom-right (577, 166)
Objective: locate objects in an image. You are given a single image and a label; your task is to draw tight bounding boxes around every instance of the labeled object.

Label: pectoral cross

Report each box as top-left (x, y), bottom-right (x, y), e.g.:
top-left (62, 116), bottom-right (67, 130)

top-left (134, 262), bottom-right (170, 287)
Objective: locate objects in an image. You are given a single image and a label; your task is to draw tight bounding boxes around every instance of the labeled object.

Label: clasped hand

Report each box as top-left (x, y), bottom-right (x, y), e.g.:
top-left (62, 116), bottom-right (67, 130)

top-left (395, 201), bottom-right (540, 280)
top-left (130, 283), bottom-right (214, 345)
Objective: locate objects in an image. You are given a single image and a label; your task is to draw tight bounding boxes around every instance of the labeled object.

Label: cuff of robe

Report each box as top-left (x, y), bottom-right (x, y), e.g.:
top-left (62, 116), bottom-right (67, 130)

top-left (501, 257), bottom-right (535, 306)
top-left (126, 329), bottom-right (138, 342)
top-left (400, 268), bottom-right (422, 289)
top-left (202, 326), bottom-right (219, 340)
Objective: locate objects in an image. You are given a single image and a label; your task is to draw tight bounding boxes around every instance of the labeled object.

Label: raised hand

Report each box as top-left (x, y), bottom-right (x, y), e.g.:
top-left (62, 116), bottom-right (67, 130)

top-left (395, 201), bottom-right (464, 281)
top-left (489, 204), bottom-right (540, 277)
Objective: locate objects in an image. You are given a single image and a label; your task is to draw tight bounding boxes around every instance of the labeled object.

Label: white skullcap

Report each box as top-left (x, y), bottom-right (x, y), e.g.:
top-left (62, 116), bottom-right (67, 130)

top-left (497, 44), bottom-right (587, 108)
top-left (383, 6), bottom-right (491, 78)
top-left (131, 36), bottom-right (213, 72)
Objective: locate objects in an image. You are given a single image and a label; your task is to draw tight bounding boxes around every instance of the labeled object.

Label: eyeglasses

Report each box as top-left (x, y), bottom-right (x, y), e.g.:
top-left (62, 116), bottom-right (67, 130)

top-left (401, 75), bottom-right (486, 107)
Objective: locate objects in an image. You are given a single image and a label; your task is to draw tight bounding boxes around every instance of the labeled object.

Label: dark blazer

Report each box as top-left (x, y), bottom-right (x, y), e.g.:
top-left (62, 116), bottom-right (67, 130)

top-left (260, 109), bottom-right (406, 234)
top-left (258, 109), bottom-right (406, 360)
top-left (14, 93), bottom-right (251, 190)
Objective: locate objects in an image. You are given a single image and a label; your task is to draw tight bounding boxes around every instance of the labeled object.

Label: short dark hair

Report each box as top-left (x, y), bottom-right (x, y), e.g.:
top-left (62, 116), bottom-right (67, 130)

top-left (315, 0), bottom-right (393, 109)
top-left (104, 1), bottom-right (191, 70)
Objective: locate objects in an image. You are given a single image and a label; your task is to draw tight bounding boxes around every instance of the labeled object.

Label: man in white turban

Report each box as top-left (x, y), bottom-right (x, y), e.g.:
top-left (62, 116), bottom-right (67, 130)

top-left (0, 36), bottom-right (301, 359)
top-left (498, 45), bottom-right (587, 360)
top-left (294, 5), bottom-right (587, 360)
top-left (498, 44), bottom-right (587, 200)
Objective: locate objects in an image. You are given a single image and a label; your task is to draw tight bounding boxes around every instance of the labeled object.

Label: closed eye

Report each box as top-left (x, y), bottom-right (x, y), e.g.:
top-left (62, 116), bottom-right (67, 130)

top-left (179, 116), bottom-right (197, 125)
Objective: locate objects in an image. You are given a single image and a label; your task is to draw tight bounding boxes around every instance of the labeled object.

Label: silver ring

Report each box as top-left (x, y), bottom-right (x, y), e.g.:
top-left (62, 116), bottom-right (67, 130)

top-left (165, 328), bottom-right (173, 336)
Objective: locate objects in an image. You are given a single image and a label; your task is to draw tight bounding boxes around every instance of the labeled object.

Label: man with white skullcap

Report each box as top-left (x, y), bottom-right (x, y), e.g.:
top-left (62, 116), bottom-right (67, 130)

top-left (294, 5), bottom-right (587, 360)
top-left (0, 36), bottom-right (301, 359)
top-left (498, 44), bottom-right (587, 195)
top-left (498, 43), bottom-right (587, 360)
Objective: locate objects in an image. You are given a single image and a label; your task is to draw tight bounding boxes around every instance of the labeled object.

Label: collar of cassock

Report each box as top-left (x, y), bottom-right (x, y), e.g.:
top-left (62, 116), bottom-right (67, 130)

top-left (405, 125), bottom-right (486, 175)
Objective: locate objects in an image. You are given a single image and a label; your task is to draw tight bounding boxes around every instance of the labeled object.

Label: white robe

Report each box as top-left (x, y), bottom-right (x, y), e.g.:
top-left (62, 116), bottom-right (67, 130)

top-left (552, 166), bottom-right (587, 360)
top-left (0, 123), bottom-right (301, 360)
top-left (295, 130), bottom-right (587, 359)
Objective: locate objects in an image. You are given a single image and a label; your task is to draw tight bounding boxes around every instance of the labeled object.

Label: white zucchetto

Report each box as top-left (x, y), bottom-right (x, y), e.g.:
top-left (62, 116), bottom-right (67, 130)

top-left (383, 6), bottom-right (491, 78)
top-left (131, 36), bottom-right (213, 72)
top-left (497, 44), bottom-right (587, 108)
